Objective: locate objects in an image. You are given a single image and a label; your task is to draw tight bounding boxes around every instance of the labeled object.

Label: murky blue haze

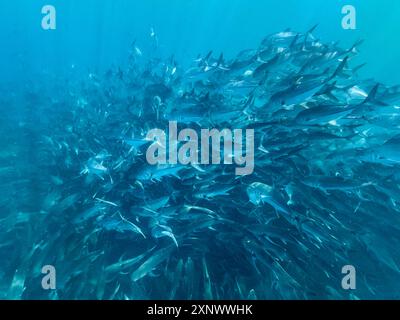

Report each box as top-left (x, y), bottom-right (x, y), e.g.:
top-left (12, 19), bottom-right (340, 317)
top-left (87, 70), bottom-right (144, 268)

top-left (0, 0), bottom-right (400, 300)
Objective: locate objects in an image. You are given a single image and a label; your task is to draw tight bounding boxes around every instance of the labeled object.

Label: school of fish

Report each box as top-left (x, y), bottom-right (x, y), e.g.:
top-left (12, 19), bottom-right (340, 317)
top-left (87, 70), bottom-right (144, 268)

top-left (1, 27), bottom-right (400, 299)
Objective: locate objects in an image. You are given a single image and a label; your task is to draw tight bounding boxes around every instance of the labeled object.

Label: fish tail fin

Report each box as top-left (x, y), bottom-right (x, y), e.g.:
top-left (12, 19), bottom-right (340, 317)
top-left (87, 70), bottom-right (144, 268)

top-left (289, 33), bottom-right (300, 49)
top-left (353, 63), bottom-right (367, 73)
top-left (217, 53), bottom-right (224, 67)
top-left (330, 56), bottom-right (349, 80)
top-left (362, 83), bottom-right (388, 106)
top-left (303, 24), bottom-right (318, 46)
top-left (307, 24), bottom-right (319, 36)
top-left (349, 39), bottom-right (364, 53)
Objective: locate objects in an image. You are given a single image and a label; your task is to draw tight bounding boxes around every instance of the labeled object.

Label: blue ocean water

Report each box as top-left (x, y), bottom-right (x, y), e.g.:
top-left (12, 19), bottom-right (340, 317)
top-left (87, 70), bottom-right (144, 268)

top-left (1, 0), bottom-right (400, 84)
top-left (1, 0), bottom-right (400, 300)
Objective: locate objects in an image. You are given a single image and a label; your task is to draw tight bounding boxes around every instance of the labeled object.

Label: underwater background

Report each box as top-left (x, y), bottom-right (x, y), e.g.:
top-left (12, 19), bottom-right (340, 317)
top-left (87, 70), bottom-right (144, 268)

top-left (0, 0), bottom-right (400, 299)
top-left (2, 0), bottom-right (400, 85)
